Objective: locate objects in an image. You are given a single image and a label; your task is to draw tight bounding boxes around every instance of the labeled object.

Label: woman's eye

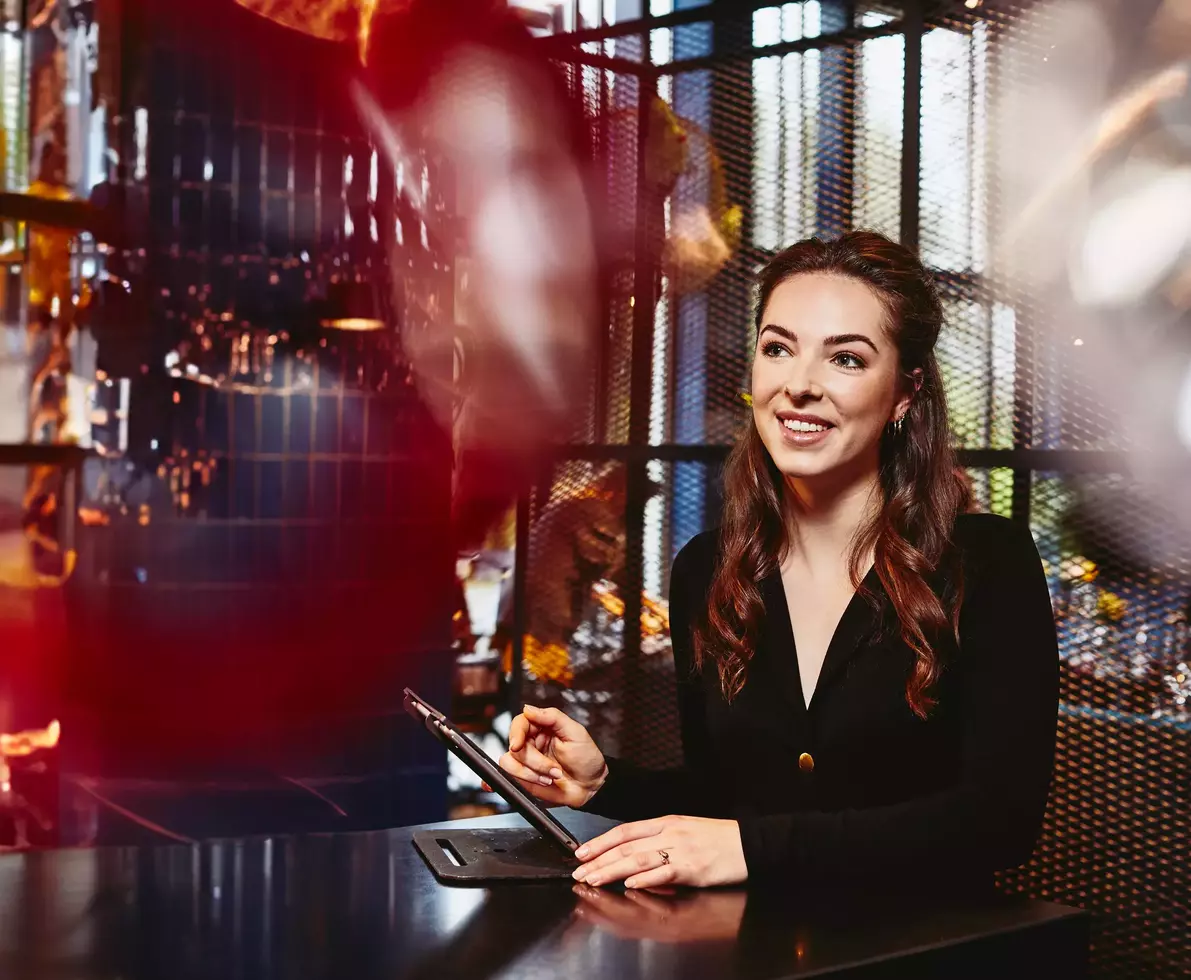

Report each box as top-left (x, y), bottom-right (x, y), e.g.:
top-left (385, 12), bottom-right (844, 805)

top-left (762, 341), bottom-right (789, 357)
top-left (832, 351), bottom-right (865, 370)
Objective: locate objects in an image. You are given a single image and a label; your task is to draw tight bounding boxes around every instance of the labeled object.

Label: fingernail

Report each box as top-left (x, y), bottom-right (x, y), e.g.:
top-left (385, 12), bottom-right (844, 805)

top-left (549, 768), bottom-right (564, 779)
top-left (538, 775), bottom-right (553, 786)
top-left (571, 868), bottom-right (584, 880)
top-left (575, 846), bottom-right (589, 860)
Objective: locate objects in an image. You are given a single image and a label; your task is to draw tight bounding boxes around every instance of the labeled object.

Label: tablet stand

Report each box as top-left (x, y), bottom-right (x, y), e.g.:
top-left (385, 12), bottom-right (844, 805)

top-left (413, 827), bottom-right (581, 883)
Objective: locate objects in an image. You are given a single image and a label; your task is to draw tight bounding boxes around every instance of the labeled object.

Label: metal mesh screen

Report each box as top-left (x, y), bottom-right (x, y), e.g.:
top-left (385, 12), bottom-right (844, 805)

top-left (994, 472), bottom-right (1191, 979)
top-left (519, 456), bottom-right (721, 770)
top-left (528, 3), bottom-right (1190, 978)
top-left (554, 57), bottom-right (644, 445)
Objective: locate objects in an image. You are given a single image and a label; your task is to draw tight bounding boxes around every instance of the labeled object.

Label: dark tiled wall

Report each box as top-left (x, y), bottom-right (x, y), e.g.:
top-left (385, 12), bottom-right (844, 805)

top-left (68, 0), bottom-right (455, 837)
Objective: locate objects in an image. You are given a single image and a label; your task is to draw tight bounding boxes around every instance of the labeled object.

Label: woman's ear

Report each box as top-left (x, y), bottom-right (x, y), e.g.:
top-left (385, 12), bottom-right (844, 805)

top-left (892, 368), bottom-right (923, 423)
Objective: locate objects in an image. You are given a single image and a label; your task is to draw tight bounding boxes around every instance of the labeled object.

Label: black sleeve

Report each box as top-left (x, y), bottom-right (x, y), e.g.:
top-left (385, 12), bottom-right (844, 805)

top-left (737, 519), bottom-right (1060, 889)
top-left (578, 535), bottom-right (727, 821)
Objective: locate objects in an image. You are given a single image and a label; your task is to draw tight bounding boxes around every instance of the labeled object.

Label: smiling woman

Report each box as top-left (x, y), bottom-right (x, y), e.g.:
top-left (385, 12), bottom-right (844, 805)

top-left (498, 231), bottom-right (1059, 899)
top-left (707, 232), bottom-right (962, 716)
top-left (754, 292), bottom-right (892, 454)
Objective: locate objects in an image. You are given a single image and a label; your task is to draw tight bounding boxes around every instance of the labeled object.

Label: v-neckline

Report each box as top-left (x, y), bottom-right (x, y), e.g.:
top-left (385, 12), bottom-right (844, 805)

top-left (761, 564), bottom-right (882, 715)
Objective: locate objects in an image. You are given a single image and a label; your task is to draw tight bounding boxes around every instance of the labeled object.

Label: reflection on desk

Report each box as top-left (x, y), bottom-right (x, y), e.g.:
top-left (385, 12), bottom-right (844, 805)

top-left (573, 882), bottom-right (748, 943)
top-left (0, 809), bottom-right (1088, 979)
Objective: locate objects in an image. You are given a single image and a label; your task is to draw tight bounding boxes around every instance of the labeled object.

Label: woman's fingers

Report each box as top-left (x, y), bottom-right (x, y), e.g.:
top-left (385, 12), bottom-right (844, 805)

top-left (509, 711), bottom-right (561, 753)
top-left (502, 736), bottom-right (564, 781)
top-left (519, 741), bottom-right (564, 780)
top-left (622, 866), bottom-right (678, 891)
top-left (522, 704), bottom-right (587, 742)
top-left (498, 751), bottom-right (555, 786)
top-left (578, 850), bottom-right (674, 888)
top-left (574, 818), bottom-right (666, 861)
top-left (574, 825), bottom-right (671, 884)
top-left (495, 755), bottom-right (573, 803)
top-left (507, 713), bottom-right (531, 753)
top-left (512, 773), bottom-right (571, 805)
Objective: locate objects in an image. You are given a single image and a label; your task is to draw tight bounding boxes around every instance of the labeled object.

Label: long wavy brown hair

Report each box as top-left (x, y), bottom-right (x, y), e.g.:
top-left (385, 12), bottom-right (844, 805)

top-left (693, 231), bottom-right (965, 720)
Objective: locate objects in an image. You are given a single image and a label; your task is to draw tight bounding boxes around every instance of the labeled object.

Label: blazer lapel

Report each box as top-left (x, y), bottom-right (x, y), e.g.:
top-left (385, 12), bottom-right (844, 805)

top-left (809, 565), bottom-right (884, 710)
top-left (758, 570), bottom-right (808, 725)
top-left (755, 566), bottom-right (886, 717)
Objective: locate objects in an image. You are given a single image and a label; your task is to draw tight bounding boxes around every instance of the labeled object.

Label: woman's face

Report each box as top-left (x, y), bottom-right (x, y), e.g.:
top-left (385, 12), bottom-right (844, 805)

top-left (751, 273), bottom-right (912, 488)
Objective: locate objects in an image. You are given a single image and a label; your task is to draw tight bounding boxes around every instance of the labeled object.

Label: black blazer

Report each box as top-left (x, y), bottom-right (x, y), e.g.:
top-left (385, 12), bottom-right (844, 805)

top-left (580, 513), bottom-right (1060, 894)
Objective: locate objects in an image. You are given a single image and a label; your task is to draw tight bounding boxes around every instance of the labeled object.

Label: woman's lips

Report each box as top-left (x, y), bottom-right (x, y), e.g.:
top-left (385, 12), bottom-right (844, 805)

top-left (777, 416), bottom-right (833, 447)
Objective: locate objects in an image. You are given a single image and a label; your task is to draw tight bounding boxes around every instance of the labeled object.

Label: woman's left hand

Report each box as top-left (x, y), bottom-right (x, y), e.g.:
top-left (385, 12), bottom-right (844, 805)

top-left (572, 815), bottom-right (748, 889)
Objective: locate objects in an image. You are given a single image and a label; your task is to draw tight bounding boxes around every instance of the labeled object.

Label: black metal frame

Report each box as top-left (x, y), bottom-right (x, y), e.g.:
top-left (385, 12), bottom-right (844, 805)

top-left (510, 0), bottom-right (1096, 711)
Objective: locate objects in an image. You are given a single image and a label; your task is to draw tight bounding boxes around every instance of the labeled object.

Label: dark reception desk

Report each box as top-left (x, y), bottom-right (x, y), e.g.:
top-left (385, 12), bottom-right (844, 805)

top-left (0, 808), bottom-right (1088, 979)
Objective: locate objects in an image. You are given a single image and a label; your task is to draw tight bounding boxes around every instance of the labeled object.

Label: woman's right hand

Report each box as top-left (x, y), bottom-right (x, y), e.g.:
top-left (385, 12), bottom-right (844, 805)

top-left (496, 704), bottom-right (607, 809)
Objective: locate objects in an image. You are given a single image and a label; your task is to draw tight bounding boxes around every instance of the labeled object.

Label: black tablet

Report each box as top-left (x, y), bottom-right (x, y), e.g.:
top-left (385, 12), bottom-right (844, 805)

top-left (403, 687), bottom-right (582, 854)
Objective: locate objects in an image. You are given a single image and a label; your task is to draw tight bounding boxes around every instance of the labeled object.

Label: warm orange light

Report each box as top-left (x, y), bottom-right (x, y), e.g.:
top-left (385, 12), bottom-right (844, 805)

top-left (516, 586), bottom-right (671, 686)
top-left (233, 0), bottom-right (399, 63)
top-left (0, 720), bottom-right (61, 758)
top-left (79, 506), bottom-right (111, 527)
top-left (592, 582), bottom-right (670, 637)
top-left (358, 0), bottom-right (378, 64)
top-left (0, 720), bottom-right (61, 795)
top-left (320, 316), bottom-right (385, 332)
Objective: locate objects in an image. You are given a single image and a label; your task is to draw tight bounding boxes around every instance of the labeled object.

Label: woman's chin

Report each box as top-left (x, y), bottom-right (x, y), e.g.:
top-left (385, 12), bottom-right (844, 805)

top-left (769, 453), bottom-right (837, 481)
top-left (766, 446), bottom-right (879, 489)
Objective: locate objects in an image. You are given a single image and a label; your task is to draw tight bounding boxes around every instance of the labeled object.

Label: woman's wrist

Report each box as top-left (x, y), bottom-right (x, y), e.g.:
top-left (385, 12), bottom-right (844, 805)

top-left (583, 760), bottom-right (610, 806)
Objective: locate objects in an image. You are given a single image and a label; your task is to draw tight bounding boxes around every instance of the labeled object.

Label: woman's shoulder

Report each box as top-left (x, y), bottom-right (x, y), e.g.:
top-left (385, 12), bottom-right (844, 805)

top-left (669, 528), bottom-right (721, 598)
top-left (951, 512), bottom-right (1044, 572)
top-left (673, 528), bottom-right (720, 571)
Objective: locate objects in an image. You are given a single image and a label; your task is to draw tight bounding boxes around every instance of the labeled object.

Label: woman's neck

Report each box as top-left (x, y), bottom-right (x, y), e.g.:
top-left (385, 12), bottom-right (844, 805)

top-left (782, 467), bottom-right (882, 574)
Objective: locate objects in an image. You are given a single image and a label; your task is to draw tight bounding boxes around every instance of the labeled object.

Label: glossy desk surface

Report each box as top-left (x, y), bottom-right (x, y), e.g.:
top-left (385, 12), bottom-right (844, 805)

top-left (0, 808), bottom-right (1087, 979)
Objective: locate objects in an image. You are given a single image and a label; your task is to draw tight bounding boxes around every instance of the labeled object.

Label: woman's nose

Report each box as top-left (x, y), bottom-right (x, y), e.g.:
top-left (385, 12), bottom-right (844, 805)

top-left (782, 364), bottom-right (823, 401)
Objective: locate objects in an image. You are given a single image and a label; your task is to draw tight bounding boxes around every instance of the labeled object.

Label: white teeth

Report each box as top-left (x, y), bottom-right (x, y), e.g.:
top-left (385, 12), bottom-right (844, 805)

top-left (782, 419), bottom-right (829, 433)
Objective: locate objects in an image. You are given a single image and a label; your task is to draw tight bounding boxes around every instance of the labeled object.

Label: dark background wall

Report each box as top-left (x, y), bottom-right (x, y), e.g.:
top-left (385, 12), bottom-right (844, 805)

top-left (64, 0), bottom-right (455, 839)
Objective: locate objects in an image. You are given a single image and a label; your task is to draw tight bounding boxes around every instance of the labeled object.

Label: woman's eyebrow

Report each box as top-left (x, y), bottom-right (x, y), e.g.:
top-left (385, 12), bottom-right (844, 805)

top-left (759, 325), bottom-right (879, 354)
top-left (823, 332), bottom-right (879, 353)
top-left (759, 324), bottom-right (796, 342)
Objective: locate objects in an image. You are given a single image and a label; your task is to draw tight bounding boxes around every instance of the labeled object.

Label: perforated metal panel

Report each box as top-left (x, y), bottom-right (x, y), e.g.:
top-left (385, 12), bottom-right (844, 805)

top-left (997, 473), bottom-right (1191, 980)
top-left (530, 4), bottom-right (1190, 978)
